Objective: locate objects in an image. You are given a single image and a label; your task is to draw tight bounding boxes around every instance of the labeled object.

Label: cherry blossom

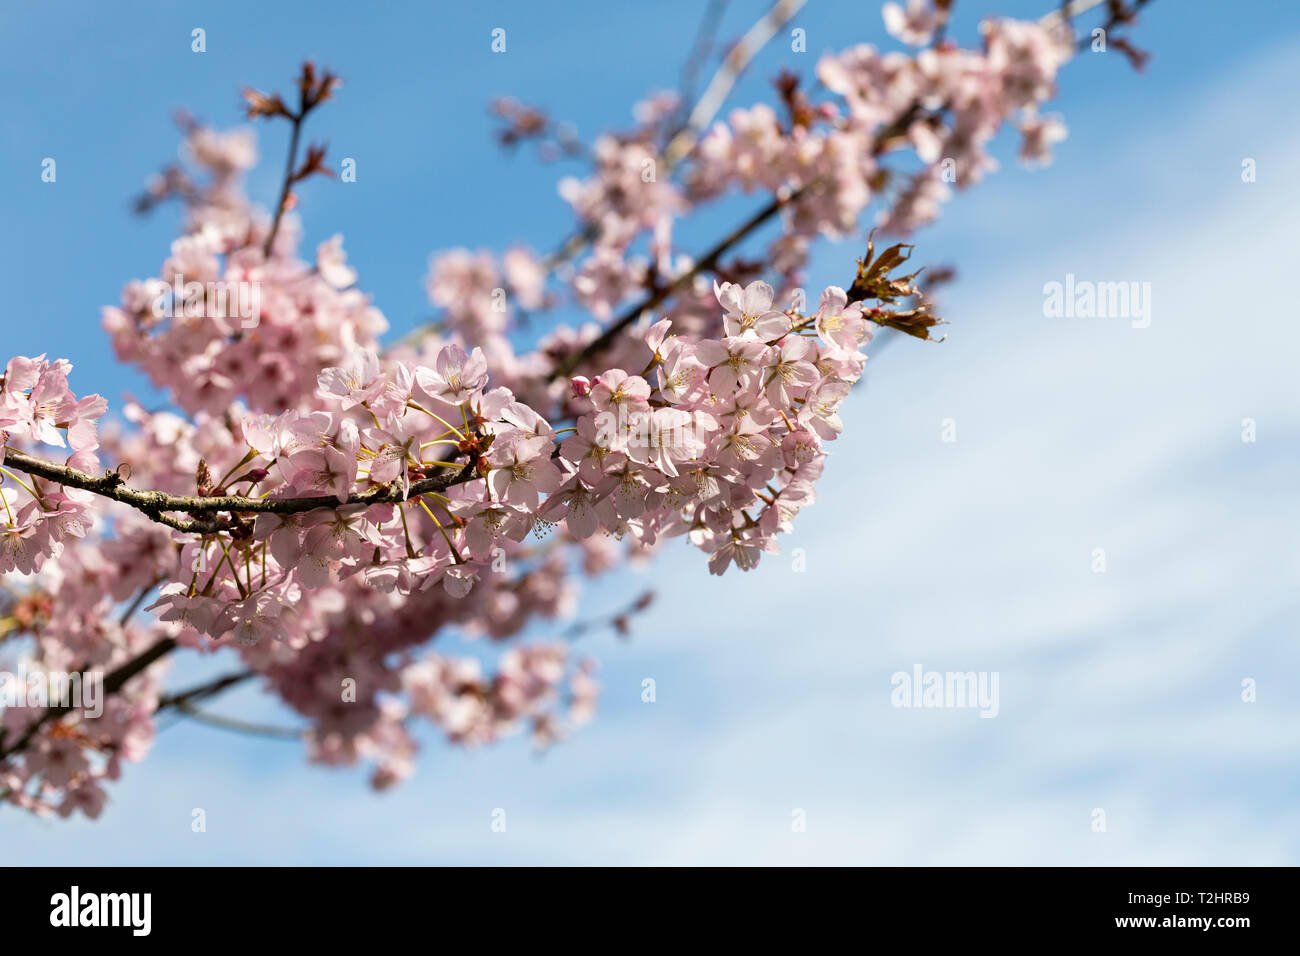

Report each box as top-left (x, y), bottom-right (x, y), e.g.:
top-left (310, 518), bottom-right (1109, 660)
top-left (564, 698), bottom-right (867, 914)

top-left (0, 0), bottom-right (1157, 818)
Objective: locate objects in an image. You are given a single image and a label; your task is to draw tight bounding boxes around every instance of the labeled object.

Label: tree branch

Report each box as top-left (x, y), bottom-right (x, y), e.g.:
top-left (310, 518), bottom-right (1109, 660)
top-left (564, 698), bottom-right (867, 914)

top-left (155, 669), bottom-right (256, 713)
top-left (2, 446), bottom-right (477, 534)
top-left (263, 111), bottom-right (304, 257)
top-left (0, 636), bottom-right (177, 759)
top-left (167, 702), bottom-right (306, 740)
top-left (258, 62), bottom-right (339, 257)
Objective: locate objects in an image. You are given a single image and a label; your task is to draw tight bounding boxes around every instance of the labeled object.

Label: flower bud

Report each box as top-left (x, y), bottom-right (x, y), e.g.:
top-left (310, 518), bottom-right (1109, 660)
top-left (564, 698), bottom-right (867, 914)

top-left (569, 375), bottom-right (591, 398)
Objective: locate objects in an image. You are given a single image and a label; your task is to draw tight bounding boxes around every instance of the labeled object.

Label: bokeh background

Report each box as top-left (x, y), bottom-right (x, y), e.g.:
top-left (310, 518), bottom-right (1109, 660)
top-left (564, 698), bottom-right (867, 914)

top-left (2, 0), bottom-right (1297, 864)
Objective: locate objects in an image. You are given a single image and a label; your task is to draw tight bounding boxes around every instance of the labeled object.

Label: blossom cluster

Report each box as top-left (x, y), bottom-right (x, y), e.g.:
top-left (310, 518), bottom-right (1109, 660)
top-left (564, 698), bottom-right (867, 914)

top-left (0, 0), bottom-right (1125, 819)
top-left (103, 124), bottom-right (387, 417)
top-left (0, 268), bottom-right (879, 809)
top-left (552, 278), bottom-right (868, 575)
top-left (0, 355), bottom-right (105, 574)
top-left (420, 5), bottom-right (1074, 412)
top-left (69, 269), bottom-right (871, 650)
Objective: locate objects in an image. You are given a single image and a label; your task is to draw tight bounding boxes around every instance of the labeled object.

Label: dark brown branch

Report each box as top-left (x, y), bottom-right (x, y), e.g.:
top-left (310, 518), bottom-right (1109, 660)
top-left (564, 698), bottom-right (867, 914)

top-left (155, 669), bottom-right (256, 713)
top-left (2, 446), bottom-right (477, 534)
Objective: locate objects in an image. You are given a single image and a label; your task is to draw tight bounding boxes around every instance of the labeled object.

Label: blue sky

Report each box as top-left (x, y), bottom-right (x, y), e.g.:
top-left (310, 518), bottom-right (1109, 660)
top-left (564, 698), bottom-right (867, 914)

top-left (3, 0), bottom-right (1299, 863)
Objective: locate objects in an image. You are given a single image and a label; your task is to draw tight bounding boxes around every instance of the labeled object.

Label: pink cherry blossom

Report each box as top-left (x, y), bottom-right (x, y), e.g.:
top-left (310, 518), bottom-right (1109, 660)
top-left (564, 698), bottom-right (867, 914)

top-left (0, 0), bottom-right (1140, 816)
top-left (487, 433), bottom-right (562, 510)
top-left (715, 280), bottom-right (791, 339)
top-left (415, 344), bottom-right (488, 405)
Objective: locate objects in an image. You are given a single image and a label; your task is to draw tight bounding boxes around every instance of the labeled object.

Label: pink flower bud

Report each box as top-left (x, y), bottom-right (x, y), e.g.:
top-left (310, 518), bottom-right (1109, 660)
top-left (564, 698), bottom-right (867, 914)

top-left (569, 375), bottom-right (591, 398)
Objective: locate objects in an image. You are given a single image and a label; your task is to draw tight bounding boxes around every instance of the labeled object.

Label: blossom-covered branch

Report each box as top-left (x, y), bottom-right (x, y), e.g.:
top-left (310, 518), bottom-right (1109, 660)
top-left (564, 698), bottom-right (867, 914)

top-left (0, 0), bottom-right (1156, 819)
top-left (1, 446), bottom-right (476, 535)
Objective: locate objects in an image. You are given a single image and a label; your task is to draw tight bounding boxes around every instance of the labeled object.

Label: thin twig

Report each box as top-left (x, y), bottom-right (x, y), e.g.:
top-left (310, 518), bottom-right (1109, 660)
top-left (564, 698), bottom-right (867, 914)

top-left (664, 0), bottom-right (808, 166)
top-left (118, 579), bottom-right (161, 627)
top-left (678, 0), bottom-right (731, 117)
top-left (254, 62), bottom-right (339, 256)
top-left (263, 112), bottom-right (304, 257)
top-left (155, 669), bottom-right (256, 713)
top-left (169, 702), bottom-right (305, 740)
top-left (1039, 0), bottom-right (1110, 29)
